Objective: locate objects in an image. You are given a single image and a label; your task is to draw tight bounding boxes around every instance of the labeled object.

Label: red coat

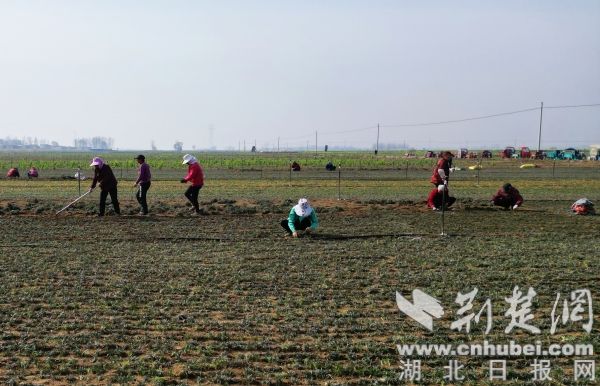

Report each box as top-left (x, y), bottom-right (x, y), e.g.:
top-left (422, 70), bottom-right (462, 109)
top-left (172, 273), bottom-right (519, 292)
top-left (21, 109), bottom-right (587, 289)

top-left (492, 187), bottom-right (523, 206)
top-left (431, 158), bottom-right (451, 185)
top-left (184, 162), bottom-right (204, 186)
top-left (427, 187), bottom-right (456, 209)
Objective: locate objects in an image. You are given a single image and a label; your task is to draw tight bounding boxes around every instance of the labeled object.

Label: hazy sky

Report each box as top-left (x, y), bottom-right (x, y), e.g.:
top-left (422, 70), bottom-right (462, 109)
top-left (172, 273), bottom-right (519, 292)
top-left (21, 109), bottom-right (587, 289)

top-left (0, 0), bottom-right (599, 150)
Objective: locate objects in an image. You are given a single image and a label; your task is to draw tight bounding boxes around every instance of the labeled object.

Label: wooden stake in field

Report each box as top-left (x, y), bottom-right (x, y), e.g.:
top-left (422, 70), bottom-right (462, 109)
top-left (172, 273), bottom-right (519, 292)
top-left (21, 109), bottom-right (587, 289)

top-left (337, 164), bottom-right (341, 200)
top-left (440, 184), bottom-right (447, 236)
top-left (476, 154), bottom-right (482, 186)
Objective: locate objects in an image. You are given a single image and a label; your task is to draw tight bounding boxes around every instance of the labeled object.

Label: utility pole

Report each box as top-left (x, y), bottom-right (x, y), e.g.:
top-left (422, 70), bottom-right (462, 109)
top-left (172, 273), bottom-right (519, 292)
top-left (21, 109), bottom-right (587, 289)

top-left (277, 137), bottom-right (280, 152)
top-left (538, 102), bottom-right (544, 152)
top-left (244, 140), bottom-right (246, 152)
top-left (315, 131), bottom-right (318, 155)
top-left (376, 123), bottom-right (380, 155)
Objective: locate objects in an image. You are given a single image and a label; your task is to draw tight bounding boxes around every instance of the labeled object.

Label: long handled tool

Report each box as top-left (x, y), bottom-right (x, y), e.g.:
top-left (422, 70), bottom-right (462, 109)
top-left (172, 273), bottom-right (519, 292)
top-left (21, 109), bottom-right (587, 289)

top-left (56, 190), bottom-right (92, 215)
top-left (440, 183), bottom-right (447, 236)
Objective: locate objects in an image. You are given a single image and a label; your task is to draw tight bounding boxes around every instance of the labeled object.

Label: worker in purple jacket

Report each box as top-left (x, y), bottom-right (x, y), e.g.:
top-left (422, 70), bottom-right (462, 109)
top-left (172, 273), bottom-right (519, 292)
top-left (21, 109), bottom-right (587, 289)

top-left (133, 154), bottom-right (151, 215)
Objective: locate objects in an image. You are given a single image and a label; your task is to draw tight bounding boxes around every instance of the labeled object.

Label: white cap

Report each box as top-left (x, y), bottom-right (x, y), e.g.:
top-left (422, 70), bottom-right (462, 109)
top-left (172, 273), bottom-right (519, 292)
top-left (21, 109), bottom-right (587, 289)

top-left (182, 154), bottom-right (197, 165)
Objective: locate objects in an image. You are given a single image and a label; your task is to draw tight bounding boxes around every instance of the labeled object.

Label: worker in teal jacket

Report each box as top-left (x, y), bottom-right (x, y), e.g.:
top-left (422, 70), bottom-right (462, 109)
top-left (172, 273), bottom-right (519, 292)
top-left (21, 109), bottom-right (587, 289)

top-left (280, 198), bottom-right (319, 237)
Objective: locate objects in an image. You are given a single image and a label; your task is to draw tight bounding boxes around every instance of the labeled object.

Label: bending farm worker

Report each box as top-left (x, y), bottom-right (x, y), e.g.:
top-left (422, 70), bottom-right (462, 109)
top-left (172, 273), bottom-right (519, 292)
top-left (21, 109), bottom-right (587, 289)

top-left (492, 183), bottom-right (523, 210)
top-left (427, 184), bottom-right (456, 211)
top-left (280, 198), bottom-right (319, 237)
top-left (6, 167), bottom-right (20, 178)
top-left (181, 154), bottom-right (204, 214)
top-left (133, 154), bottom-right (151, 215)
top-left (431, 151), bottom-right (454, 187)
top-left (89, 157), bottom-right (120, 216)
top-left (27, 167), bottom-right (39, 178)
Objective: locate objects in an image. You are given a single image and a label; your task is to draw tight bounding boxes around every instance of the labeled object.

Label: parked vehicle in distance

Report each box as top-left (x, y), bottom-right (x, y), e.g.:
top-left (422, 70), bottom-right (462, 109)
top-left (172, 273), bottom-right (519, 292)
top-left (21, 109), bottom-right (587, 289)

top-left (545, 149), bottom-right (562, 160)
top-left (457, 148), bottom-right (468, 159)
top-left (481, 150), bottom-right (493, 158)
top-left (520, 147), bottom-right (531, 158)
top-left (562, 148), bottom-right (584, 160)
top-left (531, 150), bottom-right (545, 160)
top-left (500, 147), bottom-right (516, 158)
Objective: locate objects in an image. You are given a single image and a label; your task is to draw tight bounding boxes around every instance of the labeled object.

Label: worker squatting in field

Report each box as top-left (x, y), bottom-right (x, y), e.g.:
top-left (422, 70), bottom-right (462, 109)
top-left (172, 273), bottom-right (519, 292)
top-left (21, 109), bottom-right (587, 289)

top-left (491, 183), bottom-right (524, 210)
top-left (280, 198), bottom-right (319, 238)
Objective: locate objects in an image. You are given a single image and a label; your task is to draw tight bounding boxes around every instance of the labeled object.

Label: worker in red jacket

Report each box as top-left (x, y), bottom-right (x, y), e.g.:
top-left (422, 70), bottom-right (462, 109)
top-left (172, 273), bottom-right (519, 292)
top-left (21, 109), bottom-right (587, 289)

top-left (181, 154), bottom-right (204, 214)
top-left (492, 183), bottom-right (523, 210)
top-left (431, 151), bottom-right (454, 187)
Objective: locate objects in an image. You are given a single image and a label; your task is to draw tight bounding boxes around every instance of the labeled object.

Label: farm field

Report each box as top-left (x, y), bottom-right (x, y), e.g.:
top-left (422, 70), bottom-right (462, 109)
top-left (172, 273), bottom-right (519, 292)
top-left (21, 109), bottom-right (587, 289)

top-left (0, 152), bottom-right (599, 384)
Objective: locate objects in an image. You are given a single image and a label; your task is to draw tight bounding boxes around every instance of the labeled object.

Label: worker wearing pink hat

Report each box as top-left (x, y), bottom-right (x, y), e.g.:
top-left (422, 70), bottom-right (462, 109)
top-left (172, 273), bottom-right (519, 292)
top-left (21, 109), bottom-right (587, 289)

top-left (89, 157), bottom-right (120, 216)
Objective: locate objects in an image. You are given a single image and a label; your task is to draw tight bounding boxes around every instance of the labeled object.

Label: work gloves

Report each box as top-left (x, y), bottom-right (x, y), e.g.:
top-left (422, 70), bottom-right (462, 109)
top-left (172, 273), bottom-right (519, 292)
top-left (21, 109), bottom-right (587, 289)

top-left (180, 178), bottom-right (187, 183)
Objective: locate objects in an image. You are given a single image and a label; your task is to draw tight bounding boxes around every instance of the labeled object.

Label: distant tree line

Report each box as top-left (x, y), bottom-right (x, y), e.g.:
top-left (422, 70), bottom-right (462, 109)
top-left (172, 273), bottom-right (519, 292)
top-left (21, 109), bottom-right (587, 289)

top-left (0, 137), bottom-right (61, 150)
top-left (74, 137), bottom-right (114, 150)
top-left (0, 136), bottom-right (115, 150)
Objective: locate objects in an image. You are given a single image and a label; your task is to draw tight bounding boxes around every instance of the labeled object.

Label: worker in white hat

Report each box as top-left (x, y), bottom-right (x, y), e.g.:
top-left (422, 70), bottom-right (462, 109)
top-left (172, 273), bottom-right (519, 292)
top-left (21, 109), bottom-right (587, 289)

top-left (89, 156), bottom-right (120, 216)
top-left (280, 198), bottom-right (319, 237)
top-left (180, 154), bottom-right (204, 214)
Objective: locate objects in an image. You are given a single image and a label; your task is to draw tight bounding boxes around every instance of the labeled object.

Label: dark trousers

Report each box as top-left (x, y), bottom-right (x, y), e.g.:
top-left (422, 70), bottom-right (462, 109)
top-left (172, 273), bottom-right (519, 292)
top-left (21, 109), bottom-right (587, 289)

top-left (434, 193), bottom-right (456, 209)
top-left (493, 196), bottom-right (514, 209)
top-left (99, 188), bottom-right (120, 216)
top-left (280, 217), bottom-right (312, 234)
top-left (136, 182), bottom-right (151, 214)
top-left (184, 185), bottom-right (202, 212)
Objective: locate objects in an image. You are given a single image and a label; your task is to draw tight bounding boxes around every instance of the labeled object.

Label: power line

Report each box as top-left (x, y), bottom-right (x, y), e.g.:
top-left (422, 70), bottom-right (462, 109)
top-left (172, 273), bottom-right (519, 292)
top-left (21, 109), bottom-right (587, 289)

top-left (381, 107), bottom-right (540, 128)
top-left (258, 102), bottom-right (600, 146)
top-left (544, 103), bottom-right (600, 109)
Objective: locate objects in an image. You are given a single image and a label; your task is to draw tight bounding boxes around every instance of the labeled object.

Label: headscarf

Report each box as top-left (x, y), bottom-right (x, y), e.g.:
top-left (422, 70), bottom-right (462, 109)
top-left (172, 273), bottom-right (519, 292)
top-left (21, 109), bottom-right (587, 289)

top-left (293, 198), bottom-right (312, 217)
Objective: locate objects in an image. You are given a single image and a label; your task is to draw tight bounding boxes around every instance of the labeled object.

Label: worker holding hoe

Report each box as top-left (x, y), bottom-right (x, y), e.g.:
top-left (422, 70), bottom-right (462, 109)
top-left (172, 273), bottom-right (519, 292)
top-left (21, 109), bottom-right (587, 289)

top-left (431, 151), bottom-right (454, 187)
top-left (181, 154), bottom-right (204, 214)
top-left (280, 198), bottom-right (319, 237)
top-left (133, 154), bottom-right (151, 215)
top-left (491, 183), bottom-right (523, 210)
top-left (89, 157), bottom-right (120, 216)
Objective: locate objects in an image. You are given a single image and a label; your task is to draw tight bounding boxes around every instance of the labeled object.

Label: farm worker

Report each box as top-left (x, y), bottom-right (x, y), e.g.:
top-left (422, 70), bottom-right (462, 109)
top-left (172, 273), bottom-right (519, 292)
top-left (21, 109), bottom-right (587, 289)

top-left (89, 157), bottom-right (120, 216)
top-left (133, 154), bottom-right (151, 215)
top-left (181, 154), bottom-right (204, 214)
top-left (27, 167), bottom-right (39, 178)
top-left (571, 198), bottom-right (595, 215)
top-left (6, 167), bottom-right (20, 178)
top-left (427, 184), bottom-right (456, 211)
top-left (280, 198), bottom-right (319, 237)
top-left (431, 151), bottom-right (454, 187)
top-left (491, 183), bottom-right (523, 210)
